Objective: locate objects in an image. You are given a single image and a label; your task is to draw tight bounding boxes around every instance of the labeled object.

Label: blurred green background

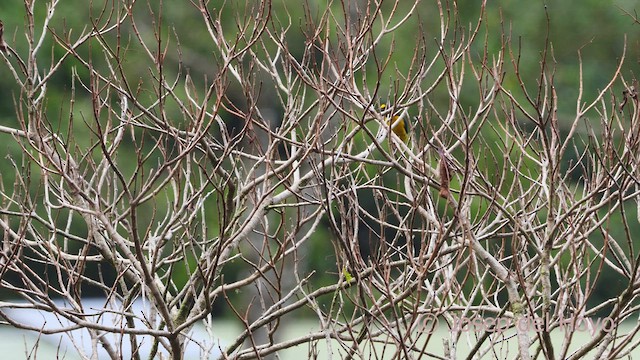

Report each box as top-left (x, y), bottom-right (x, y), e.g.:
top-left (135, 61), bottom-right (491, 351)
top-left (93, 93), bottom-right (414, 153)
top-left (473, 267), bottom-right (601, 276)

top-left (0, 0), bottom-right (638, 318)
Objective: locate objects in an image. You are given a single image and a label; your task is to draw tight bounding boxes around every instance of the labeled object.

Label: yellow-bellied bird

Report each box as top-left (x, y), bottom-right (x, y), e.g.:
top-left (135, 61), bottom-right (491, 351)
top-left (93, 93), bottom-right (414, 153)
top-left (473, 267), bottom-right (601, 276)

top-left (380, 103), bottom-right (409, 143)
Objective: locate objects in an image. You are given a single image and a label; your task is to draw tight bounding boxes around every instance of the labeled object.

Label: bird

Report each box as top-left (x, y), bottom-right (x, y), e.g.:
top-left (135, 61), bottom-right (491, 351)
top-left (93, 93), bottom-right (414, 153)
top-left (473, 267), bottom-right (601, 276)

top-left (0, 20), bottom-right (7, 54)
top-left (380, 103), bottom-right (409, 143)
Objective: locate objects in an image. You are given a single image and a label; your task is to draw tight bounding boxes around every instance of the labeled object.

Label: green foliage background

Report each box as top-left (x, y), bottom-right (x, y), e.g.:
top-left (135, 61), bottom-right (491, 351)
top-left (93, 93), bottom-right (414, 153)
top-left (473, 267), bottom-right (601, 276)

top-left (0, 0), bottom-right (637, 315)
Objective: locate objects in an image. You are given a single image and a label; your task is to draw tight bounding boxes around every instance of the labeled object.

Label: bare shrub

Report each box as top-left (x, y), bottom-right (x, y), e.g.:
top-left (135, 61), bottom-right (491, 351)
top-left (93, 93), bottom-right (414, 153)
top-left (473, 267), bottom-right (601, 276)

top-left (0, 1), bottom-right (638, 359)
